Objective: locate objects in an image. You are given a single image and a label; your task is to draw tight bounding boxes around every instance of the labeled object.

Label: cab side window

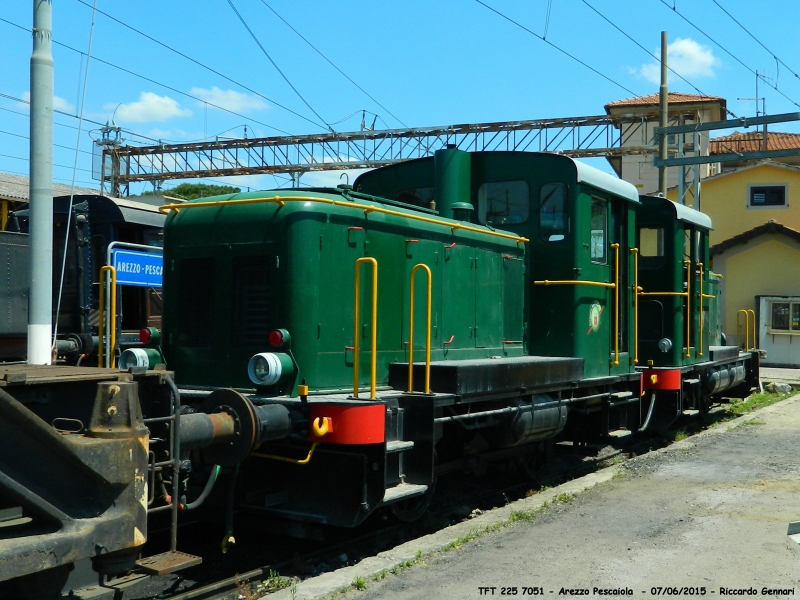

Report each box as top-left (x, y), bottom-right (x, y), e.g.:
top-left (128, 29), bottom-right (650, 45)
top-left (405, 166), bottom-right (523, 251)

top-left (539, 182), bottom-right (568, 242)
top-left (478, 180), bottom-right (529, 225)
top-left (590, 197), bottom-right (607, 264)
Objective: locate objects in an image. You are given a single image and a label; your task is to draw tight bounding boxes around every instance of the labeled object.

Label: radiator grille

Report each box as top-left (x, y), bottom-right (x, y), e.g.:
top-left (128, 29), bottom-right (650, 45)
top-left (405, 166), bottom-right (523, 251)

top-left (179, 258), bottom-right (215, 347)
top-left (232, 257), bottom-right (270, 347)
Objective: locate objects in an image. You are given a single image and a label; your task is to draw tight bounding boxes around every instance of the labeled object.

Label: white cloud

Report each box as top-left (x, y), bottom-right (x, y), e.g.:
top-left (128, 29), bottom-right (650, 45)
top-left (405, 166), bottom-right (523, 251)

top-left (105, 92), bottom-right (192, 123)
top-left (189, 87), bottom-right (268, 112)
top-left (637, 38), bottom-right (720, 84)
top-left (18, 91), bottom-right (76, 114)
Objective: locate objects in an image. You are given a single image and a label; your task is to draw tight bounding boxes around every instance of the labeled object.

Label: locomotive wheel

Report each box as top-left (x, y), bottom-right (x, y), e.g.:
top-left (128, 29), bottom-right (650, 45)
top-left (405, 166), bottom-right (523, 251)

top-left (390, 479), bottom-right (436, 523)
top-left (515, 440), bottom-right (553, 481)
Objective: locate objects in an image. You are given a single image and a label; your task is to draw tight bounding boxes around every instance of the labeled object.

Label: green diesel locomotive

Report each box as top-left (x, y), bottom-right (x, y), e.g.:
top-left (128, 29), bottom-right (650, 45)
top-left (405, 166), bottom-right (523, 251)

top-left (151, 148), bottom-right (756, 528)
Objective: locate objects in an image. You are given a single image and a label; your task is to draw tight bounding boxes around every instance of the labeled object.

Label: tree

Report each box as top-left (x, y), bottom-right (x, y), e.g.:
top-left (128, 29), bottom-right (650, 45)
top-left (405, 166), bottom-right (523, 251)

top-left (141, 183), bottom-right (241, 200)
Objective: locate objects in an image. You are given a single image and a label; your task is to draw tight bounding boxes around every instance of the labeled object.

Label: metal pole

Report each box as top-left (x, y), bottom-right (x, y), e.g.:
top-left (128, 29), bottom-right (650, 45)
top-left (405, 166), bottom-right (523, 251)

top-left (28, 0), bottom-right (54, 365)
top-left (658, 31), bottom-right (669, 197)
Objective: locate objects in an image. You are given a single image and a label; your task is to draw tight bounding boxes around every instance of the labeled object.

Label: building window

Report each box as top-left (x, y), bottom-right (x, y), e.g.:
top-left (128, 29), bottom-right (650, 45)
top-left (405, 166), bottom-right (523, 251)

top-left (539, 182), bottom-right (568, 242)
top-left (769, 300), bottom-right (800, 333)
top-left (749, 184), bottom-right (787, 208)
top-left (478, 180), bottom-right (529, 225)
top-left (590, 197), bottom-right (607, 264)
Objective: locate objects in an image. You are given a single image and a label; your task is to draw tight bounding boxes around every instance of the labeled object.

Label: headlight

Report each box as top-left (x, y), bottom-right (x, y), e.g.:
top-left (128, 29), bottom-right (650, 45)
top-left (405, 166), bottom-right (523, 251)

top-left (658, 338), bottom-right (673, 353)
top-left (247, 352), bottom-right (295, 386)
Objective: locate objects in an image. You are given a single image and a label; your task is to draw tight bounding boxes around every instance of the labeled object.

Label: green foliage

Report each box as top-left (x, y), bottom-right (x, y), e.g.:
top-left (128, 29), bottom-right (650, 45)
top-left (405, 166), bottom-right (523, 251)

top-left (142, 182), bottom-right (240, 200)
top-left (352, 576), bottom-right (367, 591)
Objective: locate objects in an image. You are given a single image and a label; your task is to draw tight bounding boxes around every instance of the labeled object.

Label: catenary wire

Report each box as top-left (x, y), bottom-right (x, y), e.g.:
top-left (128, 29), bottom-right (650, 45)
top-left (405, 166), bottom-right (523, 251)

top-left (53, 0), bottom-right (98, 350)
top-left (257, 0), bottom-right (407, 128)
top-left (656, 0), bottom-right (800, 110)
top-left (579, 0), bottom-right (737, 118)
top-left (711, 0), bottom-right (800, 86)
top-left (0, 153), bottom-right (93, 173)
top-left (70, 0), bottom-right (321, 131)
top-left (474, 0), bottom-right (669, 117)
top-left (225, 0), bottom-right (332, 131)
top-left (0, 17), bottom-right (295, 136)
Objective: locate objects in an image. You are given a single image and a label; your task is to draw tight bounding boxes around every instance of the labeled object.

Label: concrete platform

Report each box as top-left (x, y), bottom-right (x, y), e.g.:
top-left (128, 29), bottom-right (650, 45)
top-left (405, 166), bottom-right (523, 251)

top-left (268, 394), bottom-right (800, 600)
top-left (762, 367), bottom-right (800, 389)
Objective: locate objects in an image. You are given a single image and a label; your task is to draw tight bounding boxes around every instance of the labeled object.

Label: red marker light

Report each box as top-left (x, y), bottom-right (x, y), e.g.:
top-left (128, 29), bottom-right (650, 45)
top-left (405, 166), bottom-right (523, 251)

top-left (140, 328), bottom-right (152, 343)
top-left (268, 330), bottom-right (284, 347)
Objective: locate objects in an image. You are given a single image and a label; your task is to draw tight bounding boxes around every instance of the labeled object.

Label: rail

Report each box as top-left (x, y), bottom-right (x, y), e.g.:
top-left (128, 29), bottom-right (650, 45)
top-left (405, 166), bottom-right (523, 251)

top-left (160, 195), bottom-right (529, 244)
top-left (353, 257), bottom-right (378, 399)
top-left (97, 266), bottom-right (117, 368)
top-left (534, 244), bottom-right (620, 366)
top-left (408, 264), bottom-right (433, 394)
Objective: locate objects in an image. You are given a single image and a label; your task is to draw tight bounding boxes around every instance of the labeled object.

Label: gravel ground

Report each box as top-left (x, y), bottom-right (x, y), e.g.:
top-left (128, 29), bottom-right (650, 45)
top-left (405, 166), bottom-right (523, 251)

top-left (340, 395), bottom-right (800, 600)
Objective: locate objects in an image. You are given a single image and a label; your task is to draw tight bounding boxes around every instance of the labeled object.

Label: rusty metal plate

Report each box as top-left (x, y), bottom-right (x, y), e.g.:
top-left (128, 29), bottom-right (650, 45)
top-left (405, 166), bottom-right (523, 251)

top-left (135, 551), bottom-right (202, 576)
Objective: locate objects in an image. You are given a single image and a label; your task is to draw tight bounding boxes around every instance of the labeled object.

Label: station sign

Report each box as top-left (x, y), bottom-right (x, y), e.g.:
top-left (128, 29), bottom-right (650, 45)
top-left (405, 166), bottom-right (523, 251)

top-left (111, 248), bottom-right (163, 288)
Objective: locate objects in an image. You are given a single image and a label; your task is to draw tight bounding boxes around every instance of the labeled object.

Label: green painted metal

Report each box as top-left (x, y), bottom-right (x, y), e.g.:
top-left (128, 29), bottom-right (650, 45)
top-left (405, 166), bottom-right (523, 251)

top-left (636, 195), bottom-right (714, 367)
top-left (434, 147), bottom-right (472, 219)
top-left (162, 188), bottom-right (525, 393)
top-left (357, 151), bottom-right (641, 379)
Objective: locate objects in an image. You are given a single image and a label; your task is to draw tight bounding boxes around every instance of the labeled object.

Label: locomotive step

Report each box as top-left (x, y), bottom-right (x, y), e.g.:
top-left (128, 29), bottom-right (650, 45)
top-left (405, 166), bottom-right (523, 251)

top-left (607, 429), bottom-right (632, 438)
top-left (682, 409), bottom-right (701, 416)
top-left (381, 483), bottom-right (429, 505)
top-left (135, 551), bottom-right (202, 576)
top-left (386, 440), bottom-right (415, 453)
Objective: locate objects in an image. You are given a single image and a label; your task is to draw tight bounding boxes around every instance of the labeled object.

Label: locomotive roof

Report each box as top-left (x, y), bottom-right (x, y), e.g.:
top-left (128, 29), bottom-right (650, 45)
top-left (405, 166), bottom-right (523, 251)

top-left (572, 160), bottom-right (640, 204)
top-left (641, 195), bottom-right (713, 230)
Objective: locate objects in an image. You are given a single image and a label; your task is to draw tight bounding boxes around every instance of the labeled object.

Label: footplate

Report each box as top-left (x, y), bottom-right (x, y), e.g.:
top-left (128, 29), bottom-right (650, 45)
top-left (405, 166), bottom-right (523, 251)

top-left (135, 551), bottom-right (202, 576)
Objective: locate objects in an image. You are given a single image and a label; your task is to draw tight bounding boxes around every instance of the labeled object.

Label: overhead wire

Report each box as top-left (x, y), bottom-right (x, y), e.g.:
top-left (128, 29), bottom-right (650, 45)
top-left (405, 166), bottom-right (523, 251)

top-left (579, 0), bottom-right (737, 118)
top-left (257, 0), bottom-right (407, 128)
top-left (656, 0), bottom-right (800, 110)
top-left (474, 0), bottom-right (668, 117)
top-left (711, 0), bottom-right (800, 87)
top-left (0, 17), bottom-right (294, 136)
top-left (0, 128), bottom-right (93, 155)
top-left (0, 153), bottom-right (94, 173)
top-left (70, 0), bottom-right (320, 131)
top-left (53, 0), bottom-right (98, 350)
top-left (225, 0), bottom-right (332, 131)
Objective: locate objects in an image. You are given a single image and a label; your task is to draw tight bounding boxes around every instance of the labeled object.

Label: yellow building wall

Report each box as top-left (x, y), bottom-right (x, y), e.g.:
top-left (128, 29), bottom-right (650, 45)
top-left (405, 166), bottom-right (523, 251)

top-left (698, 164), bottom-right (800, 245)
top-left (716, 237), bottom-right (800, 343)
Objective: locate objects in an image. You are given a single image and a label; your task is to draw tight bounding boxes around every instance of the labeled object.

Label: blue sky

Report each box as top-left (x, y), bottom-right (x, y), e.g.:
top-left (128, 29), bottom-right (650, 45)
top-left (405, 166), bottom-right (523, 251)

top-left (3, 0), bottom-right (800, 195)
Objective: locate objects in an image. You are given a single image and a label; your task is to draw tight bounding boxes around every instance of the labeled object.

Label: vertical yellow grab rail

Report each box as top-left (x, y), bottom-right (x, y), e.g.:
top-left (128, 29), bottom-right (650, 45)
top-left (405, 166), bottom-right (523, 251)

top-left (630, 248), bottom-right (639, 365)
top-left (747, 309), bottom-right (756, 351)
top-left (353, 257), bottom-right (378, 399)
top-left (684, 260), bottom-right (692, 358)
top-left (408, 264), bottom-right (432, 394)
top-left (610, 243), bottom-right (620, 366)
top-left (98, 266), bottom-right (117, 368)
top-left (736, 309), bottom-right (751, 351)
top-left (695, 263), bottom-right (716, 358)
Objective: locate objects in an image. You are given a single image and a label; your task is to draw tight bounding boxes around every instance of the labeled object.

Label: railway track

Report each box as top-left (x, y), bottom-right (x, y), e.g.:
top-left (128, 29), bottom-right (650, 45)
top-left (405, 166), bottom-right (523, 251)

top-left (115, 429), bottom-right (681, 600)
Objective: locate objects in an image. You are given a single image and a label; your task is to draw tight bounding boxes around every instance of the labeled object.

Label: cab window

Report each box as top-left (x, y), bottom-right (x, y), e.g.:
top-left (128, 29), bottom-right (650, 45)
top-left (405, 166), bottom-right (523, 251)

top-left (639, 227), bottom-right (664, 257)
top-left (478, 180), bottom-right (529, 225)
top-left (590, 197), bottom-right (607, 264)
top-left (539, 182), bottom-right (568, 242)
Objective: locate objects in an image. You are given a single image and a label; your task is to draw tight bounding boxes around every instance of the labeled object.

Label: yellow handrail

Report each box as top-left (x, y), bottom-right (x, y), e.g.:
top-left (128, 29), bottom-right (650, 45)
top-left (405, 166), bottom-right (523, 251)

top-left (748, 309), bottom-right (756, 350)
top-left (630, 248), bottom-right (639, 365)
top-left (695, 263), bottom-right (717, 358)
top-left (408, 264), bottom-right (432, 394)
top-left (98, 266), bottom-right (117, 369)
top-left (160, 195), bottom-right (529, 244)
top-left (252, 443), bottom-right (318, 465)
top-left (684, 260), bottom-right (691, 358)
top-left (353, 257), bottom-right (378, 399)
top-left (534, 245), bottom-right (619, 367)
top-left (534, 280), bottom-right (614, 288)
top-left (610, 244), bottom-right (620, 366)
top-left (737, 309), bottom-right (751, 351)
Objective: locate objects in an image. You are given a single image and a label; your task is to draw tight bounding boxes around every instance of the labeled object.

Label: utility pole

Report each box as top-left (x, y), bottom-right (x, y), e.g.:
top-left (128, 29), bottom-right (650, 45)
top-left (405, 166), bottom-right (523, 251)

top-left (658, 31), bottom-right (669, 196)
top-left (739, 70), bottom-right (770, 153)
top-left (28, 0), bottom-right (54, 364)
